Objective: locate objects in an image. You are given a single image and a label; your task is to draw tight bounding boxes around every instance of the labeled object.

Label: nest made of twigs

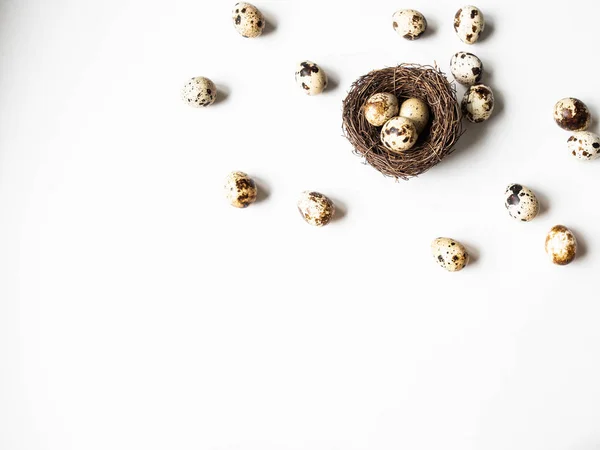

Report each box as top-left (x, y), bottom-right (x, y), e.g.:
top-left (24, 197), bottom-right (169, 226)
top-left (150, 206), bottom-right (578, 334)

top-left (342, 64), bottom-right (463, 180)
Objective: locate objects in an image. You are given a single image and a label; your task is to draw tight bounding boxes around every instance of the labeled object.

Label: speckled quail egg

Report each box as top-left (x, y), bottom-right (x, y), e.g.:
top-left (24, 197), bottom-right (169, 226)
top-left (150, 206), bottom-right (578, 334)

top-left (545, 225), bottom-right (577, 266)
top-left (380, 116), bottom-right (418, 153)
top-left (462, 84), bottom-right (494, 123)
top-left (454, 6), bottom-right (485, 44)
top-left (504, 184), bottom-right (539, 222)
top-left (181, 77), bottom-right (217, 108)
top-left (431, 237), bottom-right (469, 272)
top-left (554, 98), bottom-right (591, 131)
top-left (224, 171), bottom-right (258, 208)
top-left (450, 52), bottom-right (483, 86)
top-left (392, 9), bottom-right (427, 40)
top-left (232, 2), bottom-right (265, 38)
top-left (364, 92), bottom-right (399, 127)
top-left (567, 131), bottom-right (600, 160)
top-left (297, 191), bottom-right (335, 227)
top-left (295, 61), bottom-right (327, 96)
top-left (399, 98), bottom-right (430, 134)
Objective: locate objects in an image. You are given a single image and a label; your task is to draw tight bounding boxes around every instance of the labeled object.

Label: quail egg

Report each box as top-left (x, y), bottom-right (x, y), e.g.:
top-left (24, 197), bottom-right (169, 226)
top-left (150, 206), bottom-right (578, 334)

top-left (554, 98), bottom-right (591, 131)
top-left (504, 184), bottom-right (539, 222)
top-left (364, 92), bottom-right (399, 126)
top-left (462, 84), bottom-right (494, 123)
top-left (450, 52), bottom-right (483, 86)
top-left (545, 225), bottom-right (577, 265)
top-left (431, 237), bottom-right (469, 272)
top-left (181, 77), bottom-right (217, 108)
top-left (232, 2), bottom-right (265, 38)
top-left (454, 6), bottom-right (485, 44)
top-left (380, 116), bottom-right (418, 152)
top-left (224, 171), bottom-right (258, 208)
top-left (399, 98), bottom-right (430, 134)
top-left (567, 131), bottom-right (600, 160)
top-left (297, 191), bottom-right (335, 227)
top-left (295, 61), bottom-right (327, 96)
top-left (392, 9), bottom-right (427, 40)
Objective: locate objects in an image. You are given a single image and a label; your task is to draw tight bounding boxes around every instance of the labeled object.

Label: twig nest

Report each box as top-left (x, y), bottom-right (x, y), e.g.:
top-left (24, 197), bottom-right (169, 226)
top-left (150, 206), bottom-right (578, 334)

top-left (342, 64), bottom-right (463, 180)
top-left (454, 6), bottom-right (485, 44)
top-left (568, 131), bottom-right (600, 160)
top-left (545, 225), bottom-right (577, 265)
top-left (364, 93), bottom-right (399, 126)
top-left (504, 184), bottom-right (539, 222)
top-left (399, 98), bottom-right (430, 134)
top-left (380, 117), bottom-right (418, 152)
top-left (450, 52), bottom-right (483, 86)
top-left (295, 61), bottom-right (327, 96)
top-left (431, 237), bottom-right (469, 272)
top-left (392, 9), bottom-right (427, 40)
top-left (297, 191), bottom-right (335, 227)
top-left (554, 98), bottom-right (591, 131)
top-left (232, 2), bottom-right (265, 38)
top-left (181, 77), bottom-right (217, 107)
top-left (224, 172), bottom-right (258, 208)
top-left (462, 84), bottom-right (494, 123)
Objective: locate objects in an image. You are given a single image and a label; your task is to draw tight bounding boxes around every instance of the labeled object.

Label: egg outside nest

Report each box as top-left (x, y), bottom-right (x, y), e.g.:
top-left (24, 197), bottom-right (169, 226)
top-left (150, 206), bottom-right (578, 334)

top-left (342, 64), bottom-right (463, 180)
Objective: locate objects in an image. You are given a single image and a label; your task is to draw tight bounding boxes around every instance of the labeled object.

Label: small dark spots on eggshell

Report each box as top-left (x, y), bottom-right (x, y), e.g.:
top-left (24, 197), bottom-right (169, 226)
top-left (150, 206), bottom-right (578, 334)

top-left (593, 143), bottom-right (600, 149)
top-left (257, 20), bottom-right (263, 27)
top-left (393, 21), bottom-right (398, 29)
top-left (454, 9), bottom-right (462, 30)
top-left (241, 7), bottom-right (246, 12)
top-left (471, 9), bottom-right (479, 18)
top-left (235, 15), bottom-right (241, 24)
top-left (472, 25), bottom-right (477, 32)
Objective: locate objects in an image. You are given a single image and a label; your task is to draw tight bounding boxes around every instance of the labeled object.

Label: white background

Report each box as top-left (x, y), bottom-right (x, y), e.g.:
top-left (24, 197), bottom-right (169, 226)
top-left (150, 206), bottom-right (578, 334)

top-left (2, 0), bottom-right (600, 449)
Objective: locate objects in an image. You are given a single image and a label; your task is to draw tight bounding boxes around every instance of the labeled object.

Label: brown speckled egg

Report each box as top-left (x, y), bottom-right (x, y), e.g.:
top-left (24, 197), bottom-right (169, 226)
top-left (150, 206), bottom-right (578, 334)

top-left (297, 191), bottom-right (335, 227)
top-left (181, 77), bottom-right (217, 108)
top-left (380, 116), bottom-right (418, 153)
top-left (295, 61), bottom-right (327, 96)
top-left (462, 84), bottom-right (494, 123)
top-left (554, 98), bottom-right (591, 131)
top-left (232, 2), bottom-right (265, 38)
top-left (364, 92), bottom-right (399, 126)
top-left (450, 52), bottom-right (483, 86)
top-left (392, 9), bottom-right (427, 40)
top-left (454, 6), bottom-right (485, 44)
top-left (431, 237), bottom-right (469, 272)
top-left (504, 184), bottom-right (539, 222)
top-left (399, 98), bottom-right (430, 134)
top-left (567, 131), bottom-right (600, 160)
top-left (545, 225), bottom-right (577, 265)
top-left (224, 172), bottom-right (257, 208)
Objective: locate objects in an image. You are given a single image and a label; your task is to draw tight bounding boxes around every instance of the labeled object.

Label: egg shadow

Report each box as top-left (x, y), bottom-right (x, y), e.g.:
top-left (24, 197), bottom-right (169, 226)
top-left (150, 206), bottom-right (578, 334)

top-left (328, 196), bottom-right (348, 223)
top-left (323, 65), bottom-right (340, 93)
top-left (478, 16), bottom-right (494, 43)
top-left (252, 176), bottom-right (271, 203)
top-left (531, 186), bottom-right (550, 217)
top-left (259, 7), bottom-right (278, 36)
top-left (419, 15), bottom-right (438, 40)
top-left (568, 226), bottom-right (589, 263)
top-left (462, 241), bottom-right (480, 267)
top-left (214, 84), bottom-right (230, 105)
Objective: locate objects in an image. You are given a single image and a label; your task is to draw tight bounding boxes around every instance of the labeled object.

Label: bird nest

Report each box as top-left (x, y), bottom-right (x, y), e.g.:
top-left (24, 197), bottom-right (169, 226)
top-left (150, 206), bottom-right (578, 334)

top-left (342, 64), bottom-right (463, 180)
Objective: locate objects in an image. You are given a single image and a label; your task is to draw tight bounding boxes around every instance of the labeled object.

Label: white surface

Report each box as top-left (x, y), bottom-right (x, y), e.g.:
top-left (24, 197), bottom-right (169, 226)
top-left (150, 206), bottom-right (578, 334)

top-left (2, 0), bottom-right (600, 449)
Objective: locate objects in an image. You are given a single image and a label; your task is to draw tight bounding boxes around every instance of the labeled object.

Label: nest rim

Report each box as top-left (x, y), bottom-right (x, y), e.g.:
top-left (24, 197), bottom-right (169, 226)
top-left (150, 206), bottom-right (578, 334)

top-left (342, 63), bottom-right (463, 180)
